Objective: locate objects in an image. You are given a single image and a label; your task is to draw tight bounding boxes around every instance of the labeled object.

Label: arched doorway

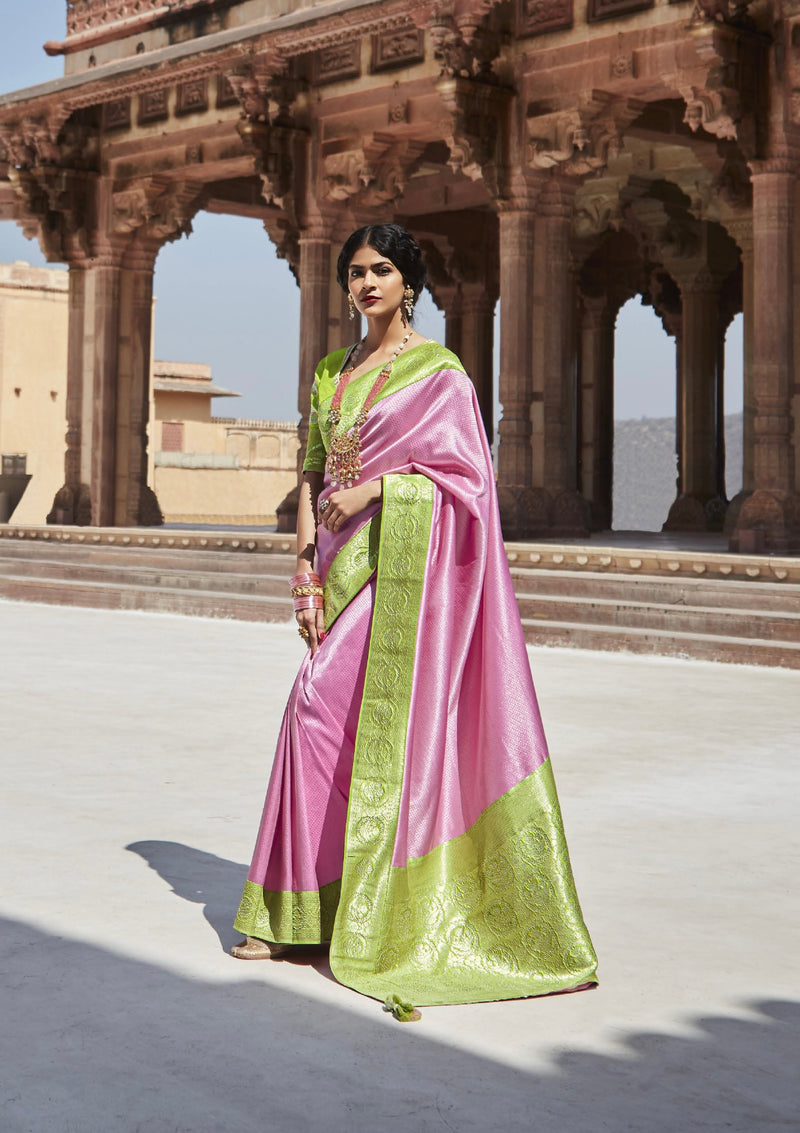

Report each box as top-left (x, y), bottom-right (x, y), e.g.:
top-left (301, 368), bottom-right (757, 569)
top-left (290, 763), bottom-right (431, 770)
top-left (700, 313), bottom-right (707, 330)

top-left (612, 298), bottom-right (677, 532)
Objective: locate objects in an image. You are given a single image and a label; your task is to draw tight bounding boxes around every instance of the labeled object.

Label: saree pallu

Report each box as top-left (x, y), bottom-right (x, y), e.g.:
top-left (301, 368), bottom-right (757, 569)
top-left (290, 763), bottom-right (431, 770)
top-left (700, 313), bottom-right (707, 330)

top-left (234, 342), bottom-right (597, 1006)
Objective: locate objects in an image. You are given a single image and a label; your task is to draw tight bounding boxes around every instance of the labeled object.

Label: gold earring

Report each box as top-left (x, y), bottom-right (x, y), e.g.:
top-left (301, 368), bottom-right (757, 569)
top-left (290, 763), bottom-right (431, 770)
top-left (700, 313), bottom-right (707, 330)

top-left (348, 293), bottom-right (356, 321)
top-left (403, 286), bottom-right (415, 321)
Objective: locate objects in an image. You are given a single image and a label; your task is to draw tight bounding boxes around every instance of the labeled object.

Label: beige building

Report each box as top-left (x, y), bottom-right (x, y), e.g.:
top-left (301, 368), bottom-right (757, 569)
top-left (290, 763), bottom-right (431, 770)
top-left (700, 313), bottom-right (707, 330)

top-left (0, 261), bottom-right (69, 523)
top-left (0, 261), bottom-right (298, 526)
top-left (151, 361), bottom-right (299, 525)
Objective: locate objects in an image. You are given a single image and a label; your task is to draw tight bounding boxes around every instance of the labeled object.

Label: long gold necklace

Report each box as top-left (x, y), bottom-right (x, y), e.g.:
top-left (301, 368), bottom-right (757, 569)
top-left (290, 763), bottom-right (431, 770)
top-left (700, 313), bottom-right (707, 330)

top-left (326, 332), bottom-right (412, 488)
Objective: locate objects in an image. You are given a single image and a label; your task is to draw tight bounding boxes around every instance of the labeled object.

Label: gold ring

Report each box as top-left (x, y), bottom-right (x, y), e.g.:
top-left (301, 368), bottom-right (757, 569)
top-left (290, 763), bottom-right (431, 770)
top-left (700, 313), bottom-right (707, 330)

top-left (298, 625), bottom-right (310, 640)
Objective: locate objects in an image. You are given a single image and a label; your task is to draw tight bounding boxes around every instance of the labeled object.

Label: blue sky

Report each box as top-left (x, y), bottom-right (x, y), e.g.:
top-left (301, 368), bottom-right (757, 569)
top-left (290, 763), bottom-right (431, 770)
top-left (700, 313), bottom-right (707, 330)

top-left (0, 2), bottom-right (742, 420)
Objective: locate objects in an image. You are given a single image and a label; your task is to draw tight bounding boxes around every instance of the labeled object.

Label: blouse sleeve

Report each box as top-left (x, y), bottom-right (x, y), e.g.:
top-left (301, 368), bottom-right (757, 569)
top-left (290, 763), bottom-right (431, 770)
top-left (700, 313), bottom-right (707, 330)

top-left (302, 376), bottom-right (326, 474)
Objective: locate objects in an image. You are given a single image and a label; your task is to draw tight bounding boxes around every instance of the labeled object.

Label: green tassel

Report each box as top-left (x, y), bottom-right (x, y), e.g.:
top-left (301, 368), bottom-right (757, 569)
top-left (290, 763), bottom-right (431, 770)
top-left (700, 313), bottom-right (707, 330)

top-left (383, 994), bottom-right (421, 1023)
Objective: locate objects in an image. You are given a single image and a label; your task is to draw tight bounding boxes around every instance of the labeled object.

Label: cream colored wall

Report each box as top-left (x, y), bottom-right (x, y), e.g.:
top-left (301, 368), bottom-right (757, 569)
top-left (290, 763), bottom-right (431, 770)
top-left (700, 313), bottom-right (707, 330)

top-left (0, 263), bottom-right (68, 524)
top-left (153, 467), bottom-right (297, 525)
top-left (154, 390), bottom-right (212, 423)
top-left (153, 420), bottom-right (300, 523)
top-left (0, 261), bottom-right (299, 527)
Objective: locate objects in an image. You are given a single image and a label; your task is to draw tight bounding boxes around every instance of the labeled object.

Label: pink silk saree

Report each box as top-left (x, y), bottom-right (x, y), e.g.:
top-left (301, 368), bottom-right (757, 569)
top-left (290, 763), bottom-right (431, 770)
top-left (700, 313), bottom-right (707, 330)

top-left (234, 341), bottom-right (597, 1006)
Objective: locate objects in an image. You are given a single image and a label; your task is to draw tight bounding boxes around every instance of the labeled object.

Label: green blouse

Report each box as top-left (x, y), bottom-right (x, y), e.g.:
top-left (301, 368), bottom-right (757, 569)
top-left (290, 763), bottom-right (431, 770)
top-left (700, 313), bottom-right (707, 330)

top-left (302, 341), bottom-right (465, 474)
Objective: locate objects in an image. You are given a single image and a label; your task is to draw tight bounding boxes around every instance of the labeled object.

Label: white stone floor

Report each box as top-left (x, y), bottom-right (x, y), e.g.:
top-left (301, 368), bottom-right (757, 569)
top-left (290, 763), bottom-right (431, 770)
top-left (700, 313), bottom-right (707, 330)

top-left (1, 598), bottom-right (799, 1133)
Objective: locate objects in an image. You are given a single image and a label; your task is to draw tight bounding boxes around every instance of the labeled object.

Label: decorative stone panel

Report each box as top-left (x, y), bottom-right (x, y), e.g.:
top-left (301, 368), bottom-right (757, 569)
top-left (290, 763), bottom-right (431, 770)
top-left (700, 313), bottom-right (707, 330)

top-left (216, 73), bottom-right (239, 109)
top-left (518, 0), bottom-right (573, 37)
top-left (587, 0), bottom-right (653, 22)
top-left (138, 88), bottom-right (169, 125)
top-left (104, 97), bottom-right (131, 131)
top-left (371, 28), bottom-right (425, 72)
top-left (313, 41), bottom-right (361, 85)
top-left (176, 78), bottom-right (208, 117)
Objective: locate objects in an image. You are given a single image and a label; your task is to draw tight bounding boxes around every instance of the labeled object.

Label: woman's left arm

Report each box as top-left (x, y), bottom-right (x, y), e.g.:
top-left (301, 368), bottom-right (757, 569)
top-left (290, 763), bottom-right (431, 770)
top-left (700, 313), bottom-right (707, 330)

top-left (319, 479), bottom-right (383, 533)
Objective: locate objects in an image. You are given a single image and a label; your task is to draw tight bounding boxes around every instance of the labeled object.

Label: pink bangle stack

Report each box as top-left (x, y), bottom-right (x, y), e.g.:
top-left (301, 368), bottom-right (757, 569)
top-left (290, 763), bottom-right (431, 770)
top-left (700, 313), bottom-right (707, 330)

top-left (291, 572), bottom-right (323, 612)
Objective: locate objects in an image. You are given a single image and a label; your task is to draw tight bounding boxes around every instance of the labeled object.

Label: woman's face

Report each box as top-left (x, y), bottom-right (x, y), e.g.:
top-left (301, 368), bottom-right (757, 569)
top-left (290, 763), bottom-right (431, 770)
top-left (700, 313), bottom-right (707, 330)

top-left (347, 244), bottom-right (405, 320)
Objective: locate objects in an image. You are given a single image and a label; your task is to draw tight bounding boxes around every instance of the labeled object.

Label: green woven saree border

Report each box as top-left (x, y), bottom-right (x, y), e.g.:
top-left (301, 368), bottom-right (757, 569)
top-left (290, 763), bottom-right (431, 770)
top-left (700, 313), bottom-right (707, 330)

top-left (323, 515), bottom-right (381, 631)
top-left (329, 472), bottom-right (435, 988)
top-left (374, 760), bottom-right (598, 1005)
top-left (233, 878), bottom-right (341, 944)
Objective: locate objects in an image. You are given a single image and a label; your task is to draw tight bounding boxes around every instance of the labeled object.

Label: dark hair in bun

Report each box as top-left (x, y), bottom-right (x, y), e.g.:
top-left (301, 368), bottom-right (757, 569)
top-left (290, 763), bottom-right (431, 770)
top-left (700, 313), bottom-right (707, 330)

top-left (336, 224), bottom-right (427, 312)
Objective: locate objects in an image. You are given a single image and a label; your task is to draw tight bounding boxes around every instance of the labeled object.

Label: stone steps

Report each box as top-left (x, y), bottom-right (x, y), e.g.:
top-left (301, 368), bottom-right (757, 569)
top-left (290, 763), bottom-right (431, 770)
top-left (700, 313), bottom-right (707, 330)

top-left (0, 550), bottom-right (294, 597)
top-left (1, 534), bottom-right (798, 667)
top-left (520, 618), bottom-right (800, 668)
top-left (516, 590), bottom-right (800, 642)
top-left (509, 566), bottom-right (799, 612)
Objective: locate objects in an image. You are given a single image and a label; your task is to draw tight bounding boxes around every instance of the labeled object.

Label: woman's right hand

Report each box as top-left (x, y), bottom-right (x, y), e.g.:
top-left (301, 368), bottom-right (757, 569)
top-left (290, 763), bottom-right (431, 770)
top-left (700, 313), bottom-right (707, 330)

top-left (296, 605), bottom-right (326, 656)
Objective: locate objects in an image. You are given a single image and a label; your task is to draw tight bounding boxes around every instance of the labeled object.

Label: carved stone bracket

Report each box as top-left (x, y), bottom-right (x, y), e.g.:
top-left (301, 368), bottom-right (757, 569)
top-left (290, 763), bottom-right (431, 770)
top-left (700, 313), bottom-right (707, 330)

top-left (681, 86), bottom-right (740, 142)
top-left (413, 1), bottom-right (503, 80)
top-left (6, 164), bottom-right (93, 263)
top-left (688, 0), bottom-right (756, 27)
top-left (528, 96), bottom-right (643, 179)
top-left (677, 21), bottom-right (764, 151)
top-left (224, 57), bottom-right (308, 226)
top-left (0, 107), bottom-right (72, 171)
top-left (437, 76), bottom-right (512, 196)
top-left (112, 177), bottom-right (205, 248)
top-left (322, 135), bottom-right (425, 208)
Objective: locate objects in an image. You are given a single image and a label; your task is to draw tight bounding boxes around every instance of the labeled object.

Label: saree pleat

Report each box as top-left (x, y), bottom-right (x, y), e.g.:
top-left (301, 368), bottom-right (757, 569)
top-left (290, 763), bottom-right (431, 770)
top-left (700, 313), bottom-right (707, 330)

top-left (234, 342), bottom-right (598, 1004)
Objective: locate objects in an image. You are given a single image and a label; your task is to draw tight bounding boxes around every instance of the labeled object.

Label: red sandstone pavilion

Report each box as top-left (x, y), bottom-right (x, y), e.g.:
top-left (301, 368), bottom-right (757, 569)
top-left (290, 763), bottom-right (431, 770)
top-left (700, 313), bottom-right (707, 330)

top-left (0, 0), bottom-right (798, 547)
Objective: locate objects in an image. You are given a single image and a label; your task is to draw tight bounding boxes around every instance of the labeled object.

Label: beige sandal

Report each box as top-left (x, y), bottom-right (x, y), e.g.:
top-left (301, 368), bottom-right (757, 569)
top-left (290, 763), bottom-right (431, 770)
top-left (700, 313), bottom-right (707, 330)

top-left (230, 936), bottom-right (291, 960)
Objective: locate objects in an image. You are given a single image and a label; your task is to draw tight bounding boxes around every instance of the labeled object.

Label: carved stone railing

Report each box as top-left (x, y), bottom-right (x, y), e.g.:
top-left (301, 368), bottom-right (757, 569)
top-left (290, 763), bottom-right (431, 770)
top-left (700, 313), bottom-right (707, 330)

top-left (67, 0), bottom-right (168, 35)
top-left (65, 0), bottom-right (249, 37)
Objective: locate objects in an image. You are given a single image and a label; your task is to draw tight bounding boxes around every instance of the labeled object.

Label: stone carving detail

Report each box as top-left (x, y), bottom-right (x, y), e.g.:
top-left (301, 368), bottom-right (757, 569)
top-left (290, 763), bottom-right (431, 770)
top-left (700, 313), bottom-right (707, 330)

top-left (112, 178), bottom-right (202, 245)
top-left (437, 77), bottom-right (512, 196)
top-left (104, 98), bottom-right (131, 131)
top-left (176, 78), bottom-right (208, 116)
top-left (574, 194), bottom-right (624, 238)
top-left (322, 137), bottom-right (424, 207)
top-left (529, 112), bottom-right (614, 177)
top-left (0, 112), bottom-right (70, 169)
top-left (224, 59), bottom-right (307, 224)
top-left (610, 35), bottom-right (635, 79)
top-left (372, 28), bottom-right (425, 72)
top-left (216, 73), bottom-right (239, 109)
top-left (588, 0), bottom-right (653, 20)
top-left (313, 41), bottom-right (361, 84)
top-left (682, 86), bottom-right (739, 141)
top-left (67, 0), bottom-right (166, 35)
top-left (425, 4), bottom-right (501, 80)
top-left (688, 0), bottom-right (755, 25)
top-left (388, 85), bottom-right (410, 124)
top-left (518, 0), bottom-right (573, 37)
top-left (138, 88), bottom-right (169, 125)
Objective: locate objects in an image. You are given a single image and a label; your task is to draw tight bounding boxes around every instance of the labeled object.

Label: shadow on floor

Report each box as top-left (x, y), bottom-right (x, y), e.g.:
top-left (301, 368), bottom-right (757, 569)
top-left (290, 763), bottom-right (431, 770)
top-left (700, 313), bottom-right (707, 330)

top-left (125, 840), bottom-right (334, 976)
top-left (127, 839), bottom-right (248, 953)
top-left (1, 912), bottom-right (798, 1133)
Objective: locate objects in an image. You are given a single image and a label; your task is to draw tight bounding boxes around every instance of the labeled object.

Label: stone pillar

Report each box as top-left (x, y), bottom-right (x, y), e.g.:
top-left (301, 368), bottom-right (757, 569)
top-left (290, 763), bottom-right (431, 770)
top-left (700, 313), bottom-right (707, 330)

top-left (578, 296), bottom-right (615, 531)
top-left (732, 165), bottom-right (799, 548)
top-left (277, 228), bottom-right (333, 532)
top-left (534, 179), bottom-right (588, 535)
top-left (442, 285), bottom-right (463, 361)
top-left (115, 243), bottom-right (162, 526)
top-left (49, 257), bottom-right (123, 526)
top-left (497, 205), bottom-right (537, 536)
top-left (298, 232), bottom-right (333, 458)
top-left (664, 272), bottom-right (726, 531)
top-left (328, 248), bottom-right (354, 352)
top-left (459, 282), bottom-right (495, 446)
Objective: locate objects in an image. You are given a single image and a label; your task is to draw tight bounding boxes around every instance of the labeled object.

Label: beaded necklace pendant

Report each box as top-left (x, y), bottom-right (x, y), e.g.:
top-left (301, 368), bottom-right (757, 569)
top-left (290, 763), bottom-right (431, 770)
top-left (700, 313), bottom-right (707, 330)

top-left (326, 332), bottom-right (411, 488)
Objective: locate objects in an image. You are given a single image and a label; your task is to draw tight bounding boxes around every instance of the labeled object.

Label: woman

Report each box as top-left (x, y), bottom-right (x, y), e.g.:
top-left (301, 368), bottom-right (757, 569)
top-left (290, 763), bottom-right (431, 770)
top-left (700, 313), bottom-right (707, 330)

top-left (232, 224), bottom-right (597, 1013)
